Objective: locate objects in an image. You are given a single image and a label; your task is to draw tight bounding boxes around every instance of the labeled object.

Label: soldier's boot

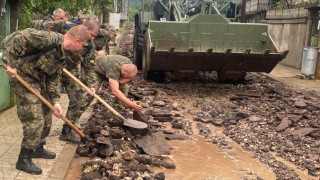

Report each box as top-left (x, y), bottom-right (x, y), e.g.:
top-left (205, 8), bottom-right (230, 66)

top-left (59, 124), bottom-right (81, 143)
top-left (31, 143), bottom-right (56, 159)
top-left (16, 148), bottom-right (42, 175)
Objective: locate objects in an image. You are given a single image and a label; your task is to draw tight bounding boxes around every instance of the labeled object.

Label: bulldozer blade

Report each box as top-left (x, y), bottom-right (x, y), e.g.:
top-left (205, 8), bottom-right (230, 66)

top-left (148, 47), bottom-right (288, 73)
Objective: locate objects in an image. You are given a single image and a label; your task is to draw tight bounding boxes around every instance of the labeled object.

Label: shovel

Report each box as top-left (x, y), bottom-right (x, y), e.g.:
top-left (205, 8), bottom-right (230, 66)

top-left (2, 64), bottom-right (92, 141)
top-left (62, 68), bottom-right (148, 129)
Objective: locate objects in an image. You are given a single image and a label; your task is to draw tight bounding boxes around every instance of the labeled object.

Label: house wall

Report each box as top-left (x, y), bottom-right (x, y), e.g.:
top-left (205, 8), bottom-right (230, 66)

top-left (267, 19), bottom-right (308, 69)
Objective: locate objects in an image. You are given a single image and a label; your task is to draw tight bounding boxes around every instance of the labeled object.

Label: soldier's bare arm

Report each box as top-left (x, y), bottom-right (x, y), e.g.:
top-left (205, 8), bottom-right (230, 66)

top-left (108, 78), bottom-right (142, 110)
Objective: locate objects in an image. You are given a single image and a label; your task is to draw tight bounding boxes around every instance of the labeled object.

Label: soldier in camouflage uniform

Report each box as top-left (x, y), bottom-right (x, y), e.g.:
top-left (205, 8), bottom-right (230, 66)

top-left (30, 8), bottom-right (73, 34)
top-left (81, 55), bottom-right (143, 113)
top-left (59, 19), bottom-right (100, 143)
top-left (94, 28), bottom-right (117, 56)
top-left (2, 26), bottom-right (89, 175)
top-left (42, 8), bottom-right (66, 31)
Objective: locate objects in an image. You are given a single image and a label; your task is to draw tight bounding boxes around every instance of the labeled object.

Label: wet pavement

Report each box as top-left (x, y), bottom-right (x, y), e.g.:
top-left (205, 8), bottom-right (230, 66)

top-left (267, 64), bottom-right (320, 92)
top-left (0, 94), bottom-right (92, 180)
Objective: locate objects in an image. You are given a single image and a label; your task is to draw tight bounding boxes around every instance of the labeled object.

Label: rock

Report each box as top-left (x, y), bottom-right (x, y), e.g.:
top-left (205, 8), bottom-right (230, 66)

top-left (249, 115), bottom-right (261, 122)
top-left (236, 112), bottom-right (249, 120)
top-left (150, 111), bottom-right (172, 117)
top-left (100, 129), bottom-right (110, 136)
top-left (289, 128), bottom-right (318, 136)
top-left (209, 111), bottom-right (219, 117)
top-left (135, 155), bottom-right (152, 164)
top-left (275, 117), bottom-right (291, 132)
top-left (171, 119), bottom-right (184, 129)
top-left (164, 133), bottom-right (187, 140)
top-left (193, 117), bottom-right (213, 123)
top-left (139, 102), bottom-right (150, 108)
top-left (81, 171), bottom-right (102, 180)
top-left (230, 96), bottom-right (249, 101)
top-left (310, 130), bottom-right (320, 139)
top-left (76, 143), bottom-right (92, 156)
top-left (212, 119), bottom-right (224, 126)
top-left (122, 150), bottom-right (136, 161)
top-left (96, 136), bottom-right (112, 145)
top-left (151, 158), bottom-right (175, 169)
top-left (109, 128), bottom-right (125, 139)
top-left (98, 144), bottom-right (114, 158)
top-left (153, 116), bottom-right (173, 122)
top-left (310, 121), bottom-right (320, 128)
top-left (133, 111), bottom-right (150, 122)
top-left (108, 173), bottom-right (122, 180)
top-left (294, 99), bottom-right (307, 109)
top-left (142, 90), bottom-right (156, 96)
top-left (152, 101), bottom-right (166, 107)
top-left (134, 132), bottom-right (171, 156)
top-left (289, 157), bottom-right (296, 162)
top-left (287, 114), bottom-right (303, 123)
top-left (154, 172), bottom-right (165, 180)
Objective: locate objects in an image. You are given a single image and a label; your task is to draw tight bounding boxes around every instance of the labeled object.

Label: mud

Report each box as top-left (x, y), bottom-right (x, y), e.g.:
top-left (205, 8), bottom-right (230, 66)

top-left (73, 23), bottom-right (320, 180)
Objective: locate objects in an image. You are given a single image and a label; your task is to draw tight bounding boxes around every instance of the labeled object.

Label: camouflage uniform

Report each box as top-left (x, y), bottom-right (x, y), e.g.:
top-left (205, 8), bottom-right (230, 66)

top-left (93, 28), bottom-right (109, 54)
top-left (1, 28), bottom-right (67, 150)
top-left (82, 55), bottom-right (131, 111)
top-left (30, 15), bottom-right (72, 34)
top-left (61, 40), bottom-right (96, 124)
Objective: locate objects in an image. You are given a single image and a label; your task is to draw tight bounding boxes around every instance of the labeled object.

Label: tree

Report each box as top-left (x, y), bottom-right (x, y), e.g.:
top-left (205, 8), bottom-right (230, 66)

top-left (16, 0), bottom-right (115, 30)
top-left (7, 0), bottom-right (25, 32)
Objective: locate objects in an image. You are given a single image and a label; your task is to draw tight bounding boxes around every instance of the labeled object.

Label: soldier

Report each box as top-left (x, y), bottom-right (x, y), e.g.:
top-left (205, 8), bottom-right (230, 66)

top-left (81, 55), bottom-right (143, 113)
top-left (2, 25), bottom-right (90, 175)
top-left (42, 8), bottom-right (66, 31)
top-left (94, 28), bottom-right (117, 56)
top-left (59, 19), bottom-right (100, 143)
top-left (64, 11), bottom-right (70, 21)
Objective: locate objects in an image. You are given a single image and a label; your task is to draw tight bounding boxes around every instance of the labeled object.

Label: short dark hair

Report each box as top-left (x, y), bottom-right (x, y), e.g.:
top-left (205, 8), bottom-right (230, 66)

top-left (66, 25), bottom-right (90, 42)
top-left (83, 19), bottom-right (100, 31)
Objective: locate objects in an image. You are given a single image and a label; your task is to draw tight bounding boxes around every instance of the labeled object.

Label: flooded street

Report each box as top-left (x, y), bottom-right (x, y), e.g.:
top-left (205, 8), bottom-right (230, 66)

top-left (66, 23), bottom-right (320, 180)
top-left (157, 136), bottom-right (276, 180)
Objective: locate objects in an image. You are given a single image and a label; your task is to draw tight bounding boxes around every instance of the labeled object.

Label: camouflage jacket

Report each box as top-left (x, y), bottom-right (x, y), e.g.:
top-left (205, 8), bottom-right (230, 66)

top-left (65, 40), bottom-right (96, 87)
top-left (42, 15), bottom-right (71, 34)
top-left (93, 29), bottom-right (109, 51)
top-left (95, 55), bottom-right (132, 82)
top-left (1, 28), bottom-right (68, 104)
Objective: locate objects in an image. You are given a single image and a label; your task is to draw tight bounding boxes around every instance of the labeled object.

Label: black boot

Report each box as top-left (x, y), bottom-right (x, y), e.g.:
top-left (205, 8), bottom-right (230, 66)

top-left (16, 148), bottom-right (42, 175)
top-left (31, 143), bottom-right (56, 159)
top-left (59, 124), bottom-right (81, 143)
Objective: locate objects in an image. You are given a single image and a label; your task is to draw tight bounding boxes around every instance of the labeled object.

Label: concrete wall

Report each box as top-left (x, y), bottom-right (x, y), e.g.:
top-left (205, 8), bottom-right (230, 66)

top-left (267, 20), bottom-right (307, 69)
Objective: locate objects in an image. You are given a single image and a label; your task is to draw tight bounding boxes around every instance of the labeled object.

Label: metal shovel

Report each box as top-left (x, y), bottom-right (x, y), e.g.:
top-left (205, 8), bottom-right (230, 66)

top-left (62, 68), bottom-right (148, 129)
top-left (2, 64), bottom-right (92, 141)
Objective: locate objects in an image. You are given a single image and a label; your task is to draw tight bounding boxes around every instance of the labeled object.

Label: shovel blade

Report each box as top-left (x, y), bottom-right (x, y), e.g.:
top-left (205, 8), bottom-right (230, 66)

top-left (123, 118), bottom-right (148, 129)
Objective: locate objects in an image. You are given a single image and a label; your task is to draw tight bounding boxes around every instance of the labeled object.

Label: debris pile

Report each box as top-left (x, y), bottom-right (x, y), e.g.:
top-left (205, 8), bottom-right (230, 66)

top-left (77, 23), bottom-right (320, 179)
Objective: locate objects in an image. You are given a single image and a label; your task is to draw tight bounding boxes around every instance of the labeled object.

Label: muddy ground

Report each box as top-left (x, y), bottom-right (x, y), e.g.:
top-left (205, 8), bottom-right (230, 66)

top-left (72, 23), bottom-right (320, 180)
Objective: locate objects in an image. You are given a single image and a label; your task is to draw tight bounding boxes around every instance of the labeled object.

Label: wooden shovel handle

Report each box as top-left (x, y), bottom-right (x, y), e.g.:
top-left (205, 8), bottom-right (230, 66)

top-left (2, 64), bottom-right (85, 138)
top-left (62, 68), bottom-right (122, 118)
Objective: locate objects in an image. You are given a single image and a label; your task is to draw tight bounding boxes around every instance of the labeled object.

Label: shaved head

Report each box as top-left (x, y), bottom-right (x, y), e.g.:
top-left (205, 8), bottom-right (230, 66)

top-left (122, 64), bottom-right (137, 78)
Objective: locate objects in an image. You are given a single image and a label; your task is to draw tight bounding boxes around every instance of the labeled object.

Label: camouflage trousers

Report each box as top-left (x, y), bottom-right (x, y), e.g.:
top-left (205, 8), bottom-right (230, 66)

top-left (81, 72), bottom-right (129, 112)
top-left (60, 67), bottom-right (84, 123)
top-left (11, 74), bottom-right (52, 151)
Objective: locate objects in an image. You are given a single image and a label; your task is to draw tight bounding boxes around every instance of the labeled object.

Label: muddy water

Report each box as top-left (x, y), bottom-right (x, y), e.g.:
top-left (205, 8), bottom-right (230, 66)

top-left (156, 136), bottom-right (276, 180)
